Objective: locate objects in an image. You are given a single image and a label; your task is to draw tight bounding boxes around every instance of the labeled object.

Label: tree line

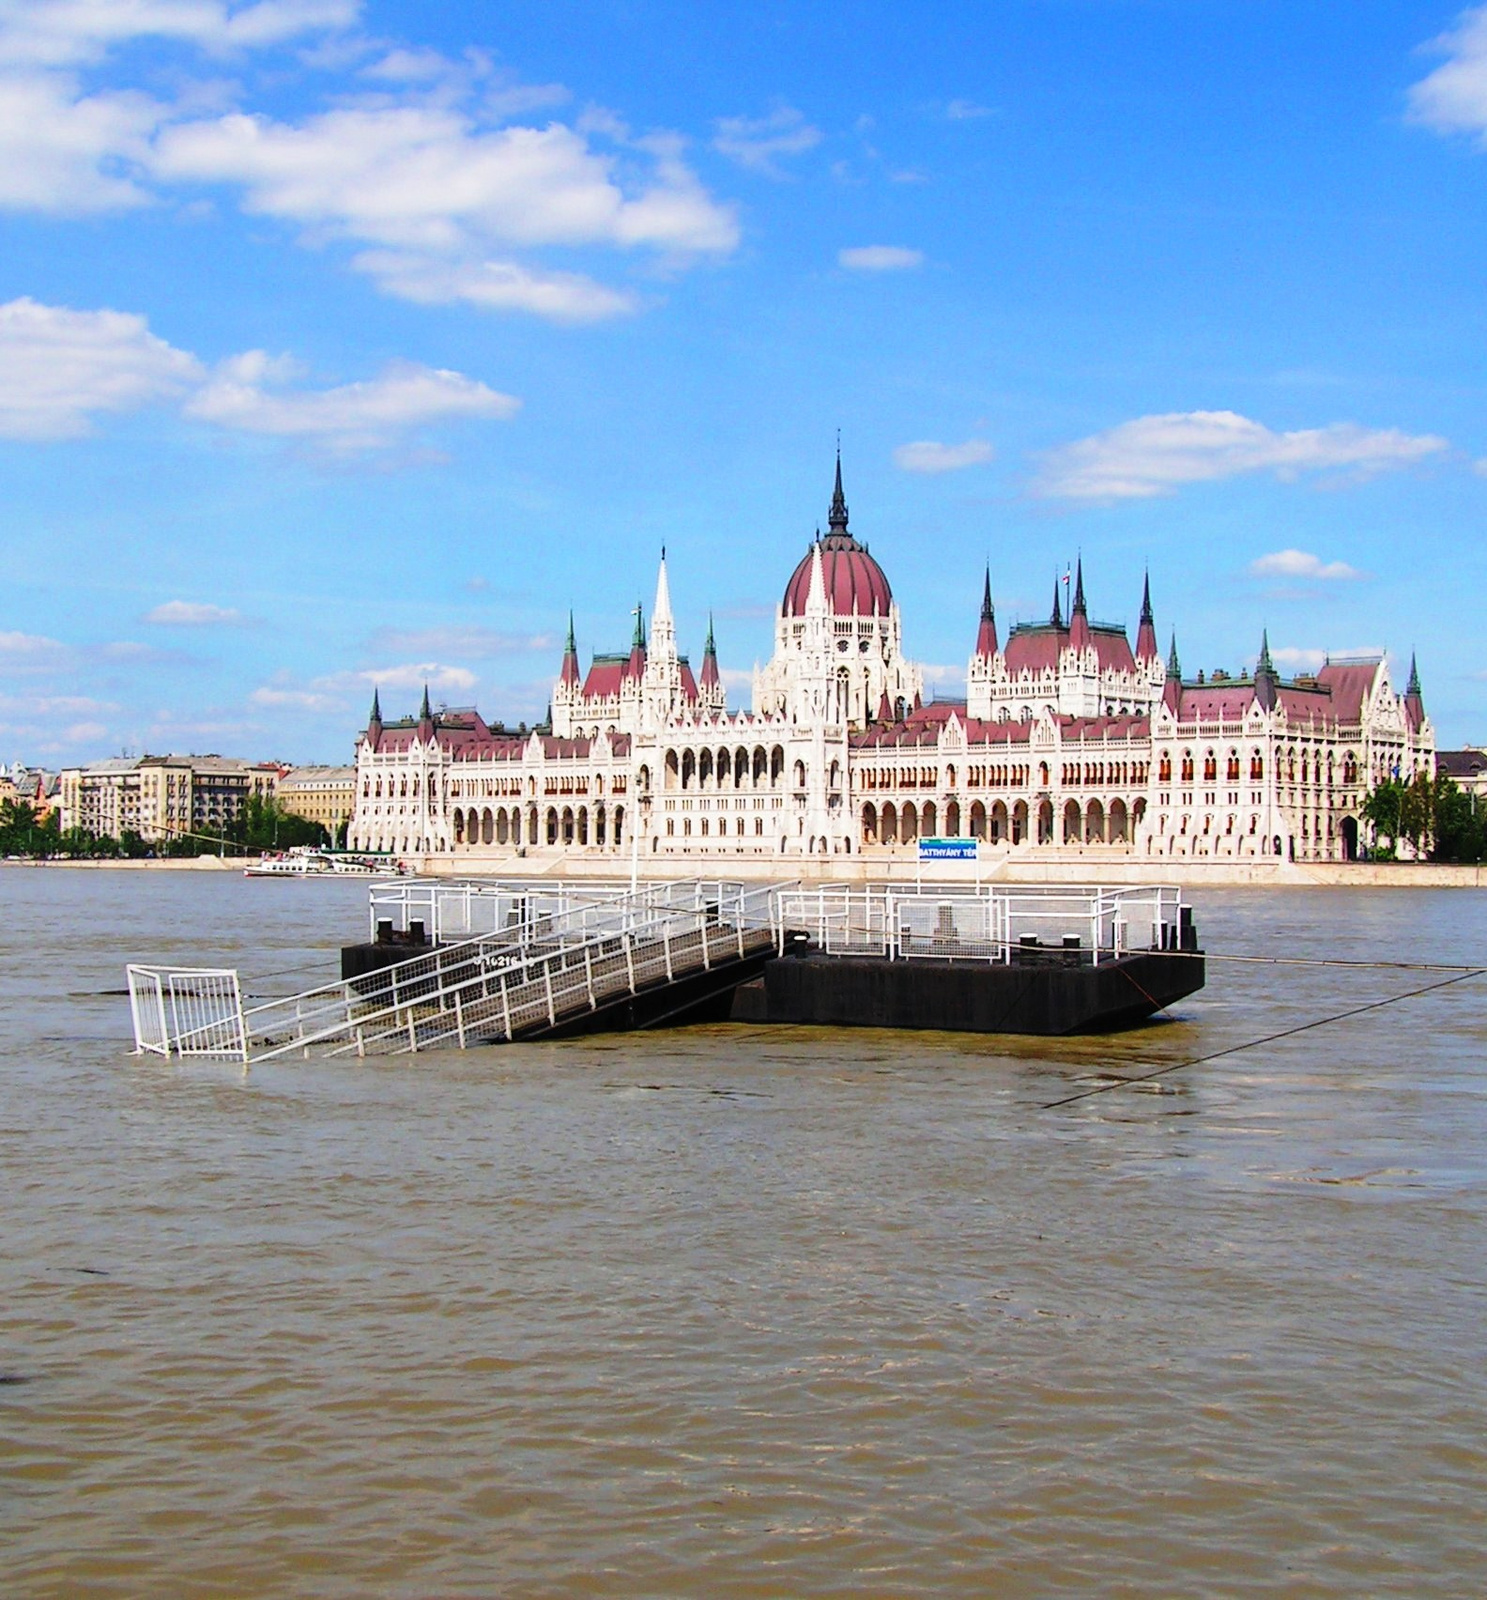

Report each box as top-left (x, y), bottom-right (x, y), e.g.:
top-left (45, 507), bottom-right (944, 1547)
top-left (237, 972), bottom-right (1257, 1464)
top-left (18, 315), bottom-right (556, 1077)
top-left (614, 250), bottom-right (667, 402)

top-left (0, 794), bottom-right (335, 860)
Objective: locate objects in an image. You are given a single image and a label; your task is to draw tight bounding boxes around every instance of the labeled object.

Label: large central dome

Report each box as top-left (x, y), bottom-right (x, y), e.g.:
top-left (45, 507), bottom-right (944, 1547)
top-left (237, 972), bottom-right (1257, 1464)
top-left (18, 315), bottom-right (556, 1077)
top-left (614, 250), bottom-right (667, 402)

top-left (781, 459), bottom-right (894, 618)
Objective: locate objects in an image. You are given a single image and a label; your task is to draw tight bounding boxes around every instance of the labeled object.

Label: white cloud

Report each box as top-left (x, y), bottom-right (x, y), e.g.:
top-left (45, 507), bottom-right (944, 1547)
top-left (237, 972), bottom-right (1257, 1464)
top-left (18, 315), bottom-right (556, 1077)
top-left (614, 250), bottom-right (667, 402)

top-left (1271, 646), bottom-right (1384, 673)
top-left (342, 662), bottom-right (477, 694)
top-left (838, 245), bottom-right (924, 272)
top-left (1249, 549), bottom-right (1361, 582)
top-left (61, 719), bottom-right (108, 743)
top-left (249, 684), bottom-right (341, 711)
top-left (353, 251), bottom-right (636, 322)
top-left (0, 629), bottom-right (69, 660)
top-left (370, 625), bottom-right (555, 657)
top-left (945, 98), bottom-right (995, 121)
top-left (1034, 410), bottom-right (1449, 501)
top-left (0, 1), bottom-right (360, 68)
top-left (713, 106), bottom-right (821, 175)
top-left (145, 600), bottom-right (245, 625)
top-left (893, 438), bottom-right (995, 474)
top-left (1408, 6), bottom-right (1487, 138)
top-left (184, 353), bottom-right (519, 453)
top-left (0, 72), bottom-right (165, 212)
top-left (151, 103), bottom-right (739, 254)
top-left (0, 296), bottom-right (202, 438)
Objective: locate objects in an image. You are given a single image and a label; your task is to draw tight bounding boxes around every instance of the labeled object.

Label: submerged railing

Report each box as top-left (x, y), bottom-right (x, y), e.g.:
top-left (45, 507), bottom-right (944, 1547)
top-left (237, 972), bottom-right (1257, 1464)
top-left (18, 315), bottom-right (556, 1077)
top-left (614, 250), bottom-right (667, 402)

top-left (128, 880), bottom-right (783, 1063)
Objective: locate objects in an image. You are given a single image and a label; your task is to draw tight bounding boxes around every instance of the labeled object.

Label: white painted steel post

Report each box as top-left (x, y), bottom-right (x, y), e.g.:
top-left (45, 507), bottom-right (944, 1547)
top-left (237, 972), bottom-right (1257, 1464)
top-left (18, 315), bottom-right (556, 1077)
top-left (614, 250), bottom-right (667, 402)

top-left (544, 965), bottom-right (556, 1026)
top-left (584, 946), bottom-right (596, 1010)
top-left (455, 988), bottom-right (466, 1049)
top-left (501, 972), bottom-right (513, 1040)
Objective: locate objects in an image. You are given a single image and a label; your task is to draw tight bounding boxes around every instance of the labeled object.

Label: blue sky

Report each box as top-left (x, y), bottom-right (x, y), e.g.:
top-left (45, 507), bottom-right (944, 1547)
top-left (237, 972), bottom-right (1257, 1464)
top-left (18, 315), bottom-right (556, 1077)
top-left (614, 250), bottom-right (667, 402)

top-left (3, 0), bottom-right (1487, 762)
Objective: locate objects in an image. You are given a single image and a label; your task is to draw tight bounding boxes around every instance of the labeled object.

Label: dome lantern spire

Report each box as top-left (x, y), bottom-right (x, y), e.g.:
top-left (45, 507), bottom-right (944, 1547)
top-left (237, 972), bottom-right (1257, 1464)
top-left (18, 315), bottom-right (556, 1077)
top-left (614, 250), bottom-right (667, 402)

top-left (826, 443), bottom-right (850, 541)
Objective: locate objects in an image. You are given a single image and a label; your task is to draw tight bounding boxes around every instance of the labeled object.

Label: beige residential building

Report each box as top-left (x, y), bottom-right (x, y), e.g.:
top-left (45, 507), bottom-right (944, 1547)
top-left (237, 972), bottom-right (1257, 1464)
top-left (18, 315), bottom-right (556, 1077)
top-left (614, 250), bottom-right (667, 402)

top-left (276, 765), bottom-right (356, 834)
top-left (59, 755), bottom-right (282, 842)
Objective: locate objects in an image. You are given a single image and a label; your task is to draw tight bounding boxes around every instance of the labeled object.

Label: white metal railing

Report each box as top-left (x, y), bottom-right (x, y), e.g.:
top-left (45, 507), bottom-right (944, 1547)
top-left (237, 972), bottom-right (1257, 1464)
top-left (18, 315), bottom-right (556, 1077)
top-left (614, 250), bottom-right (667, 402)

top-left (367, 879), bottom-right (642, 943)
top-left (127, 966), bottom-right (247, 1060)
top-left (128, 881), bottom-right (784, 1063)
top-left (775, 883), bottom-right (1183, 965)
top-left (125, 879), bottom-right (1184, 1063)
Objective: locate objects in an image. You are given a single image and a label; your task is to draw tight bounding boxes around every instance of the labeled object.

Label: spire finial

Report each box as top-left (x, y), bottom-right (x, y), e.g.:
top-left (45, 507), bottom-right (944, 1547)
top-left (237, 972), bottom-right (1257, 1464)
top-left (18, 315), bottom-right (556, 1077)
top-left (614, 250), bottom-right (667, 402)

top-left (1051, 572), bottom-right (1063, 629)
top-left (566, 610), bottom-right (576, 652)
top-left (369, 685), bottom-right (382, 725)
top-left (1166, 632), bottom-right (1181, 681)
top-left (1407, 649), bottom-right (1421, 696)
top-left (981, 565), bottom-right (994, 621)
top-left (1140, 569), bottom-right (1153, 624)
top-left (828, 443), bottom-right (849, 534)
top-left (419, 683), bottom-right (432, 722)
top-left (1258, 627), bottom-right (1273, 675)
top-left (632, 600), bottom-right (645, 648)
top-left (1072, 555), bottom-right (1086, 616)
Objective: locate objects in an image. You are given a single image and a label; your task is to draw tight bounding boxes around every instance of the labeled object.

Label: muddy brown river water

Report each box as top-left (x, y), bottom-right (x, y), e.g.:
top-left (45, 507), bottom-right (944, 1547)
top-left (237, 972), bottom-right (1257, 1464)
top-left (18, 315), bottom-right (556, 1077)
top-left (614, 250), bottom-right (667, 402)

top-left (3, 869), bottom-right (1486, 1597)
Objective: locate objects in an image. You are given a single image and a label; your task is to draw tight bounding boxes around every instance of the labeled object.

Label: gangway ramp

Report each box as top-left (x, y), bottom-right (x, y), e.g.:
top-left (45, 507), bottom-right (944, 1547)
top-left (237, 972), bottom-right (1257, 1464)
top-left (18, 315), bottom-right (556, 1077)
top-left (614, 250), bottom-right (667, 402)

top-left (126, 880), bottom-right (783, 1063)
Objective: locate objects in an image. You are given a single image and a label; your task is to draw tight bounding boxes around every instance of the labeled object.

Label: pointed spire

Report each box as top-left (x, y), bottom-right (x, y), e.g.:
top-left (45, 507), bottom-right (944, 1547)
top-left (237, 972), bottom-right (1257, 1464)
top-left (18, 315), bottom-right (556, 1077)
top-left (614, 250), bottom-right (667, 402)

top-left (827, 445), bottom-right (849, 536)
top-left (877, 689), bottom-right (894, 724)
top-left (700, 612), bottom-right (720, 689)
top-left (805, 539), bottom-right (828, 616)
top-left (1135, 570), bottom-right (1159, 662)
top-left (652, 547), bottom-right (673, 627)
top-left (1163, 632), bottom-right (1182, 712)
top-left (1407, 650), bottom-right (1421, 697)
top-left (1068, 556), bottom-right (1091, 649)
top-left (627, 600), bottom-right (646, 677)
top-left (369, 686), bottom-right (382, 726)
top-left (559, 611), bottom-right (580, 686)
top-left (975, 567), bottom-right (998, 657)
top-left (632, 601), bottom-right (645, 648)
top-left (1255, 628), bottom-right (1278, 711)
top-left (418, 683), bottom-right (433, 726)
top-left (1050, 573), bottom-right (1063, 629)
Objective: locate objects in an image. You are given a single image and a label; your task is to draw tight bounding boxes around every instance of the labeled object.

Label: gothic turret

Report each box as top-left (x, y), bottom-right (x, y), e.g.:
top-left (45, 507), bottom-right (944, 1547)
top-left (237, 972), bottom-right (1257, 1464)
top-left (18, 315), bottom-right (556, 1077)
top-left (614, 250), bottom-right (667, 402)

top-left (828, 448), bottom-right (849, 536)
top-left (1068, 557), bottom-right (1091, 651)
top-left (1163, 633), bottom-right (1182, 713)
top-left (1050, 573), bottom-right (1063, 630)
top-left (626, 602), bottom-right (646, 678)
top-left (974, 568), bottom-right (998, 657)
top-left (559, 612), bottom-right (580, 686)
top-left (1254, 628), bottom-right (1278, 711)
top-left (1404, 650), bottom-right (1426, 733)
top-left (700, 613), bottom-right (720, 691)
top-left (1135, 571), bottom-right (1159, 664)
top-left (366, 686), bottom-right (382, 750)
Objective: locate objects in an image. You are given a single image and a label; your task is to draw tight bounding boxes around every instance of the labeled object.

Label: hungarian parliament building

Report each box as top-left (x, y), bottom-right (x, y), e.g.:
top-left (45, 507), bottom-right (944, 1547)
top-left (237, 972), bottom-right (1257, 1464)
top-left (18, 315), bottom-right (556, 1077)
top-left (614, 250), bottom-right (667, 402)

top-left (349, 459), bottom-right (1433, 865)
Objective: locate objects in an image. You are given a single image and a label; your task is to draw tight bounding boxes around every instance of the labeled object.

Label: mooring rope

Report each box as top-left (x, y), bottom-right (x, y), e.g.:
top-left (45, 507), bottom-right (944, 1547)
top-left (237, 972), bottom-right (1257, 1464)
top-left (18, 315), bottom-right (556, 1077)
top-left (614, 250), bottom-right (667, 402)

top-left (1040, 965), bottom-right (1487, 1111)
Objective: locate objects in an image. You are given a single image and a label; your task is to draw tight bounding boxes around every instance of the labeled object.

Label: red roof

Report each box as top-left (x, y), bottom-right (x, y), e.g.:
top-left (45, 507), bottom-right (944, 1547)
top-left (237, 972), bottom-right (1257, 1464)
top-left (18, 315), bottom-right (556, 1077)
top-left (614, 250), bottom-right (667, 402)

top-left (1003, 625), bottom-right (1064, 675)
top-left (783, 534), bottom-right (892, 617)
top-left (1316, 660), bottom-right (1379, 724)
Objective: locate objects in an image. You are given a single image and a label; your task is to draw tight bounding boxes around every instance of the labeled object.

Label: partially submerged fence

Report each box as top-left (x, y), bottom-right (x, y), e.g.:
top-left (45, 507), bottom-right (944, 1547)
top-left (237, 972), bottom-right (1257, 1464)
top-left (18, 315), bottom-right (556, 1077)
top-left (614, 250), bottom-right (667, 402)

top-left (129, 880), bottom-right (782, 1063)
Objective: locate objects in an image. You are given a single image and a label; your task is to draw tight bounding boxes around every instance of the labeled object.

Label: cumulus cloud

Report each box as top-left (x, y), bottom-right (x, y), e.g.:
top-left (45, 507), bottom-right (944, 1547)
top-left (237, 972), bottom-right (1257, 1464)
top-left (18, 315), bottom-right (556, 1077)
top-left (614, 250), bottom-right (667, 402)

top-left (1249, 549), bottom-right (1361, 582)
top-left (342, 662), bottom-right (477, 694)
top-left (184, 351), bottom-right (519, 453)
top-left (838, 244), bottom-right (924, 272)
top-left (713, 106), bottom-right (821, 175)
top-left (1408, 6), bottom-right (1487, 138)
top-left (1034, 410), bottom-right (1448, 501)
top-left (0, 73), bottom-right (165, 212)
top-left (154, 106), bottom-right (721, 248)
top-left (0, 298), bottom-right (517, 455)
top-left (945, 98), bottom-right (995, 120)
top-left (0, 0), bottom-right (359, 68)
top-left (248, 684), bottom-right (341, 711)
top-left (0, 628), bottom-right (71, 665)
top-left (893, 438), bottom-right (995, 474)
top-left (0, 296), bottom-right (202, 438)
top-left (369, 625), bottom-right (555, 657)
top-left (354, 251), bottom-right (636, 322)
top-left (1271, 645), bottom-right (1384, 673)
top-left (145, 600), bottom-right (245, 625)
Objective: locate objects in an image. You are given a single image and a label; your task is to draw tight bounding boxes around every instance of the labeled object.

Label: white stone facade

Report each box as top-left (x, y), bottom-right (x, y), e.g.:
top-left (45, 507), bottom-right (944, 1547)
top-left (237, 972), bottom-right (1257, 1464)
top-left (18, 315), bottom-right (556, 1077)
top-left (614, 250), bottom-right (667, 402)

top-left (348, 468), bottom-right (1434, 866)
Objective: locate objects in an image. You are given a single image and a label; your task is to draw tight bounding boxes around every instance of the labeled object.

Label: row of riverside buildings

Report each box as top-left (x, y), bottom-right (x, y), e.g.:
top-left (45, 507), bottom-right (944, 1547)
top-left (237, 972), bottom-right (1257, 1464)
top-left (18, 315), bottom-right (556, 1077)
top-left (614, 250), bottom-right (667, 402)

top-left (52, 756), bottom-right (356, 842)
top-left (347, 457), bottom-right (1438, 867)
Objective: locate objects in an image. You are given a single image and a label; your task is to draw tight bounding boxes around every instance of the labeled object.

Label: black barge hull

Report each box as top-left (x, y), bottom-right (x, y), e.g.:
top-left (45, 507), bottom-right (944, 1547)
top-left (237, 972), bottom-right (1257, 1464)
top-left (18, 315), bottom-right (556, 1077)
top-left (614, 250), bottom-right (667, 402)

top-left (729, 948), bottom-right (1204, 1036)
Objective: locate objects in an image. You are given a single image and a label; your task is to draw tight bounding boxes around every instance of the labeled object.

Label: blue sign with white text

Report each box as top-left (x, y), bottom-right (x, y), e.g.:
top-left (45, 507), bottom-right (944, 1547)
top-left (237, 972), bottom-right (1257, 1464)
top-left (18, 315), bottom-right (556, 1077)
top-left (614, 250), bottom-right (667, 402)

top-left (918, 837), bottom-right (978, 861)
